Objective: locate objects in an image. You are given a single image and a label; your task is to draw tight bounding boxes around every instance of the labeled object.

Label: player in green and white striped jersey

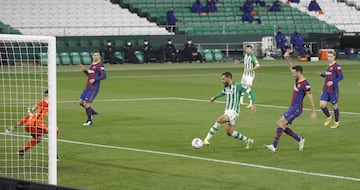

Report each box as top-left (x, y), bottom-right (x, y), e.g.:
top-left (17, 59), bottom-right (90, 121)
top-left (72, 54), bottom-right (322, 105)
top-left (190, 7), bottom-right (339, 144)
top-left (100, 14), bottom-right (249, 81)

top-left (240, 45), bottom-right (260, 108)
top-left (203, 72), bottom-right (256, 149)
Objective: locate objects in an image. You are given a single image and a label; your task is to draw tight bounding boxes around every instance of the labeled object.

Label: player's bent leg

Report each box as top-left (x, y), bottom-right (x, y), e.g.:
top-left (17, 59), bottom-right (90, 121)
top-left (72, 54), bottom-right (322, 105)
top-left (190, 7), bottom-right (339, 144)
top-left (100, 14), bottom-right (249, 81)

top-left (245, 85), bottom-right (253, 108)
top-left (225, 124), bottom-right (253, 149)
top-left (263, 116), bottom-right (287, 153)
top-left (20, 134), bottom-right (43, 158)
top-left (320, 100), bottom-right (332, 126)
top-left (204, 115), bottom-right (230, 146)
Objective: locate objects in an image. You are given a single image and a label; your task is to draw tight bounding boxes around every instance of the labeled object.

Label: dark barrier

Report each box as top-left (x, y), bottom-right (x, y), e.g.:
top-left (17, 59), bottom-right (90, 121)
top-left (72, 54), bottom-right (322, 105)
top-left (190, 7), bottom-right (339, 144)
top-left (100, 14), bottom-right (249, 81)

top-left (0, 176), bottom-right (80, 190)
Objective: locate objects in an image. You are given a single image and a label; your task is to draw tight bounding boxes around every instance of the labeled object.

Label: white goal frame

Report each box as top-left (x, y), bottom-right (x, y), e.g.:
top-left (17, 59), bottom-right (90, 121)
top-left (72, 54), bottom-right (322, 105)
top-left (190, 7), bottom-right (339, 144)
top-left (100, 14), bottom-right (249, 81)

top-left (0, 34), bottom-right (57, 185)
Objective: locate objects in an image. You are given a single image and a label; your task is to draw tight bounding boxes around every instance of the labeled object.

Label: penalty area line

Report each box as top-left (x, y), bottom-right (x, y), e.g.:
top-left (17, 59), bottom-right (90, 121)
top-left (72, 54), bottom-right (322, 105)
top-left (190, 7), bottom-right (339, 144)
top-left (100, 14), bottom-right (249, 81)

top-left (58, 138), bottom-right (360, 182)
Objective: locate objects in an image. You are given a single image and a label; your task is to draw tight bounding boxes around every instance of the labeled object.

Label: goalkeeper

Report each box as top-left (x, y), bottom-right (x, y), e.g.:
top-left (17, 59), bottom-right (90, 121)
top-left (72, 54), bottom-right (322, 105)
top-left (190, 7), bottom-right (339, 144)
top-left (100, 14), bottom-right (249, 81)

top-left (6, 90), bottom-right (58, 158)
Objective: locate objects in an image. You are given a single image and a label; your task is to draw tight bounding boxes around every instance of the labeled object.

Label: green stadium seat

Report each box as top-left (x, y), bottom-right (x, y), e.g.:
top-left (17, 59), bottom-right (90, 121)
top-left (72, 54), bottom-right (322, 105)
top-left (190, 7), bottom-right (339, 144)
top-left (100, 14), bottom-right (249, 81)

top-left (212, 49), bottom-right (223, 61)
top-left (56, 53), bottom-right (61, 65)
top-left (39, 53), bottom-right (48, 66)
top-left (134, 51), bottom-right (144, 63)
top-left (80, 52), bottom-right (92, 64)
top-left (114, 51), bottom-right (124, 60)
top-left (70, 52), bottom-right (81, 65)
top-left (59, 52), bottom-right (71, 65)
top-left (203, 49), bottom-right (214, 62)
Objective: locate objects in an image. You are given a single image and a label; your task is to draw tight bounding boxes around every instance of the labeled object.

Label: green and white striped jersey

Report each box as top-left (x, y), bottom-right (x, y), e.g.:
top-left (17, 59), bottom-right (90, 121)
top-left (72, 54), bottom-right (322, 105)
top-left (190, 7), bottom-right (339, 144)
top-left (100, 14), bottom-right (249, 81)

top-left (214, 82), bottom-right (256, 114)
top-left (243, 53), bottom-right (259, 77)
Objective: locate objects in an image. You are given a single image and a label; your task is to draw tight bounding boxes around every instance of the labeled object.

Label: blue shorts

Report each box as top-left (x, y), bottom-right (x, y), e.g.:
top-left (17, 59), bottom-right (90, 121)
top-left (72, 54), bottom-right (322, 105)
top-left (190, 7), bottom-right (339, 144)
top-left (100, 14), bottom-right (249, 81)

top-left (320, 91), bottom-right (338, 105)
top-left (80, 88), bottom-right (99, 103)
top-left (283, 106), bottom-right (302, 124)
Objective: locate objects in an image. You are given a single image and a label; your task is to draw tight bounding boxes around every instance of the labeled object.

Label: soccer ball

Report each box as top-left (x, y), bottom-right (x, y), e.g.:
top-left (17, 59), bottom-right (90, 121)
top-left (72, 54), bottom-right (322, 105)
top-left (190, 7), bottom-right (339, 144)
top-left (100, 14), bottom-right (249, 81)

top-left (191, 138), bottom-right (203, 149)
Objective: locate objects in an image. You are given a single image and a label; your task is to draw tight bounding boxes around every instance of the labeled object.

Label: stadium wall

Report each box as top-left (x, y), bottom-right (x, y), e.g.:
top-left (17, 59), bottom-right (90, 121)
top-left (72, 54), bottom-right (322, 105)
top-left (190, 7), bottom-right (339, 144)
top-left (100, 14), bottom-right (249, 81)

top-left (56, 32), bottom-right (359, 56)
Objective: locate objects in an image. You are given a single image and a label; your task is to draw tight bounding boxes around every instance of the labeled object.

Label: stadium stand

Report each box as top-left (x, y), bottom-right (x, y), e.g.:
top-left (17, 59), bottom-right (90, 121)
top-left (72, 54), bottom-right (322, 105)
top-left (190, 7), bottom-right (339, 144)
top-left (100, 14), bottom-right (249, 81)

top-left (113, 0), bottom-right (342, 35)
top-left (286, 0), bottom-right (360, 32)
top-left (0, 21), bottom-right (21, 34)
top-left (0, 0), bottom-right (170, 36)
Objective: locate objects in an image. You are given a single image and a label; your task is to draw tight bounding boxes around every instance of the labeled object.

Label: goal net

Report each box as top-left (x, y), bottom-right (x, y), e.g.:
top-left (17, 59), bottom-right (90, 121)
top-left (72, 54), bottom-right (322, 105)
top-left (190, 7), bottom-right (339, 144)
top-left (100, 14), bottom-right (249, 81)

top-left (0, 34), bottom-right (57, 185)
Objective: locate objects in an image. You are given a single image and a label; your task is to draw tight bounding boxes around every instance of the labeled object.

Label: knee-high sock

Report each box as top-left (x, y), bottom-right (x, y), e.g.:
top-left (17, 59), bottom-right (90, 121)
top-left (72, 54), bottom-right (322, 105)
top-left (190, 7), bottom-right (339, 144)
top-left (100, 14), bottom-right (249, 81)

top-left (321, 107), bottom-right (331, 118)
top-left (273, 127), bottom-right (283, 148)
top-left (205, 123), bottom-right (220, 141)
top-left (246, 88), bottom-right (252, 104)
top-left (334, 108), bottom-right (339, 122)
top-left (85, 107), bottom-right (93, 121)
top-left (23, 138), bottom-right (41, 152)
top-left (284, 127), bottom-right (301, 142)
top-left (231, 131), bottom-right (248, 142)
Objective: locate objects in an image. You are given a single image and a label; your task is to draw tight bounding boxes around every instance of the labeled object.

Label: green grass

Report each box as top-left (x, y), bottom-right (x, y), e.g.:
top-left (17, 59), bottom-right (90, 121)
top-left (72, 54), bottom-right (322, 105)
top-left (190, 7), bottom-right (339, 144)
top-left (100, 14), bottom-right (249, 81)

top-left (5, 60), bottom-right (360, 189)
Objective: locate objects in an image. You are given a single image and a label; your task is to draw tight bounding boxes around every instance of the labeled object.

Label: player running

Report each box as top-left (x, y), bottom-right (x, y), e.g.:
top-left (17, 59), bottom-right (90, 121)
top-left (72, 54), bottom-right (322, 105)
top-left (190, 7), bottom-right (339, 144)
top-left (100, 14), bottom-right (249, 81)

top-left (203, 72), bottom-right (256, 149)
top-left (79, 50), bottom-right (107, 126)
top-left (318, 51), bottom-right (343, 129)
top-left (263, 50), bottom-right (317, 153)
top-left (237, 45), bottom-right (260, 108)
top-left (5, 90), bottom-right (59, 159)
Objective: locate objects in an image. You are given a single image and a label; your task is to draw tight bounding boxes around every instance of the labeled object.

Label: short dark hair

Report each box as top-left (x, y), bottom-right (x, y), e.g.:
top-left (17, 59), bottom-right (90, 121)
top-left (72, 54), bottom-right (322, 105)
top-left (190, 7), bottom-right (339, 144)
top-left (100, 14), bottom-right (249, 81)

top-left (221, 72), bottom-right (232, 79)
top-left (292, 65), bottom-right (303, 74)
top-left (44, 90), bottom-right (48, 96)
top-left (92, 50), bottom-right (100, 54)
top-left (245, 45), bottom-right (253, 49)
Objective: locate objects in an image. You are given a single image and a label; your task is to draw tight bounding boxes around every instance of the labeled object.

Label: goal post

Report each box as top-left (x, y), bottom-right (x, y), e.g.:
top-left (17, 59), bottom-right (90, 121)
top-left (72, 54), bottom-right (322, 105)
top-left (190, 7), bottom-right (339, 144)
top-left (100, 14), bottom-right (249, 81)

top-left (0, 34), bottom-right (57, 185)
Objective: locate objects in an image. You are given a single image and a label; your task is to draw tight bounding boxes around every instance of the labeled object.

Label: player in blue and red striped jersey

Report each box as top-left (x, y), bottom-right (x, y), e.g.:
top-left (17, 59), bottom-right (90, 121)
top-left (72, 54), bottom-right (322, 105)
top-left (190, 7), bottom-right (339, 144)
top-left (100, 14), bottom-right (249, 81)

top-left (79, 50), bottom-right (107, 126)
top-left (318, 51), bottom-right (343, 129)
top-left (264, 50), bottom-right (317, 153)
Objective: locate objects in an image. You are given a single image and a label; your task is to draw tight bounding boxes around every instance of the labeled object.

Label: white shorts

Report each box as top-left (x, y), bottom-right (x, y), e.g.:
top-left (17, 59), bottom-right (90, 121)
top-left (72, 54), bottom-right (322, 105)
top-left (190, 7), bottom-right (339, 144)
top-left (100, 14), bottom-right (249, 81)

top-left (241, 75), bottom-right (254, 86)
top-left (224, 110), bottom-right (239, 126)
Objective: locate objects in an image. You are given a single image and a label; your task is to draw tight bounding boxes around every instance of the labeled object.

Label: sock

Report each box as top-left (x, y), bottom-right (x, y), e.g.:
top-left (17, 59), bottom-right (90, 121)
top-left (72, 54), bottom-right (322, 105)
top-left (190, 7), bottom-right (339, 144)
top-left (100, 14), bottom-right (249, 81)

top-left (284, 127), bottom-right (301, 142)
top-left (246, 88), bottom-right (252, 105)
top-left (240, 92), bottom-right (244, 103)
top-left (205, 123), bottom-right (220, 141)
top-left (23, 138), bottom-right (40, 152)
top-left (273, 127), bottom-right (283, 148)
top-left (321, 107), bottom-right (331, 118)
top-left (334, 108), bottom-right (339, 122)
top-left (231, 131), bottom-right (248, 142)
top-left (85, 107), bottom-right (93, 121)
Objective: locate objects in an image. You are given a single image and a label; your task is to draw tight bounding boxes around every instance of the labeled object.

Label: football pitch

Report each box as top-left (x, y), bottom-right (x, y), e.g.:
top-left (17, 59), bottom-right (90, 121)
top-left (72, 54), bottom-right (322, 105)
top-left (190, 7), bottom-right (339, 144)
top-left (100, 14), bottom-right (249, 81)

top-left (56, 60), bottom-right (360, 190)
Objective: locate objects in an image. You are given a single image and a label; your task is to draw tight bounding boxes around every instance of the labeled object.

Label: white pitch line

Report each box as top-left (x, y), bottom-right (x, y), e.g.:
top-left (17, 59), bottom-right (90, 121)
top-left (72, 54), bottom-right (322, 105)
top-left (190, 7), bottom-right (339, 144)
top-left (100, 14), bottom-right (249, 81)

top-left (173, 97), bottom-right (360, 115)
top-left (58, 97), bottom-right (175, 103)
top-left (58, 97), bottom-right (360, 115)
top-left (57, 138), bottom-right (360, 182)
top-left (58, 73), bottom-right (219, 80)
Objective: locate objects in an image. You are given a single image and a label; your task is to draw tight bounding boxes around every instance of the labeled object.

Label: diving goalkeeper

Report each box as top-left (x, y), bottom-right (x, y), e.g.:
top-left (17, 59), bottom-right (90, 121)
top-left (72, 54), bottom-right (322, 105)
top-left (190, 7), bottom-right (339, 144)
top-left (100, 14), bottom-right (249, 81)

top-left (5, 90), bottom-right (59, 159)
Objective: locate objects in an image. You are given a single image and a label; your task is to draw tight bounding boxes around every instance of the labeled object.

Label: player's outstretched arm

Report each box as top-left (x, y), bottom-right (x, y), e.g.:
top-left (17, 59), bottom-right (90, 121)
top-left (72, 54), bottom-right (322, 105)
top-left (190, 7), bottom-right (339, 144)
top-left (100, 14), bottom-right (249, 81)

top-left (211, 91), bottom-right (225, 102)
top-left (284, 49), bottom-right (294, 72)
top-left (79, 64), bottom-right (88, 75)
top-left (307, 92), bottom-right (317, 122)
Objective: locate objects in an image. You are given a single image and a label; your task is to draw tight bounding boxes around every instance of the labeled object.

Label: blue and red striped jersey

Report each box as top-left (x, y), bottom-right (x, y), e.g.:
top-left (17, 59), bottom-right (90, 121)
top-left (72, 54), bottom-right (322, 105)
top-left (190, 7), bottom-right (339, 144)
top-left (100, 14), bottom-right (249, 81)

top-left (290, 79), bottom-right (311, 109)
top-left (321, 62), bottom-right (343, 93)
top-left (84, 62), bottom-right (106, 90)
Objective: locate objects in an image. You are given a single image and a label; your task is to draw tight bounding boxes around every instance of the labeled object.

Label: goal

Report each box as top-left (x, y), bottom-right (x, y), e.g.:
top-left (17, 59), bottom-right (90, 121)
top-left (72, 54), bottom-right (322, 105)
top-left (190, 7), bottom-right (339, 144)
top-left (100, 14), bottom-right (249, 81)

top-left (0, 34), bottom-right (57, 185)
